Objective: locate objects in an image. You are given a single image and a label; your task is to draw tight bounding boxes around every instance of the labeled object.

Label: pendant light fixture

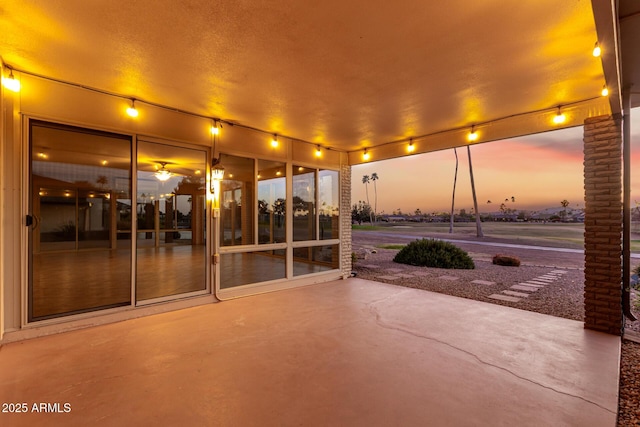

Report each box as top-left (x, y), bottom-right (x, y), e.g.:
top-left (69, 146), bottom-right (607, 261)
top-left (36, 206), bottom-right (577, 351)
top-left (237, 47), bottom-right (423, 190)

top-left (2, 68), bottom-right (20, 92)
top-left (467, 125), bottom-right (478, 142)
top-left (592, 42), bottom-right (601, 57)
top-left (553, 106), bottom-right (566, 124)
top-left (154, 162), bottom-right (172, 181)
top-left (126, 99), bottom-right (139, 117)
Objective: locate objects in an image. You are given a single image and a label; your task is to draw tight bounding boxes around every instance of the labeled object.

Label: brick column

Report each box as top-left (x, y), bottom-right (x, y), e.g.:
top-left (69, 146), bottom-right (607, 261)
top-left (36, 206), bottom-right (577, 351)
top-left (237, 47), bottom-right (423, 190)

top-left (583, 115), bottom-right (623, 335)
top-left (340, 164), bottom-right (352, 278)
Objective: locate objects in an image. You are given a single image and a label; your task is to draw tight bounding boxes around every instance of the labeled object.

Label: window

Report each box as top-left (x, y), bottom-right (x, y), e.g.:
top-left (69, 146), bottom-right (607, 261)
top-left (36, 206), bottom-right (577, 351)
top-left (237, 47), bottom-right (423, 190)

top-left (220, 154), bottom-right (255, 246)
top-left (318, 169), bottom-right (339, 240)
top-left (258, 160), bottom-right (286, 243)
top-left (291, 167), bottom-right (340, 276)
top-left (293, 245), bottom-right (339, 276)
top-left (293, 166), bottom-right (315, 241)
top-left (220, 250), bottom-right (286, 288)
top-left (217, 155), bottom-right (340, 292)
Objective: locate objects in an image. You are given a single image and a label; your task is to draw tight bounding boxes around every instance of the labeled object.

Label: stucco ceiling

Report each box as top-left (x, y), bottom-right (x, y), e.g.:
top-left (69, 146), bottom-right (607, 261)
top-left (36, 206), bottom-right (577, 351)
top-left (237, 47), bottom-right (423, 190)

top-left (0, 0), bottom-right (623, 162)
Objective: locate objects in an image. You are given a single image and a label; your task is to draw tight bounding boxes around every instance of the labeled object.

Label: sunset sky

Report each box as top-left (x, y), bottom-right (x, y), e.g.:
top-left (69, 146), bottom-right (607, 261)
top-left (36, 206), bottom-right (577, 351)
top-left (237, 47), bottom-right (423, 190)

top-left (352, 107), bottom-right (640, 215)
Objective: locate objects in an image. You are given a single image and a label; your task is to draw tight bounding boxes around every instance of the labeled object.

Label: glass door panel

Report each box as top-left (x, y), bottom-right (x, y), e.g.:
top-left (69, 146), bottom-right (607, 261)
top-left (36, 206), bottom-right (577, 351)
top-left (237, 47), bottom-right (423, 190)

top-left (78, 189), bottom-right (112, 250)
top-left (220, 154), bottom-right (255, 246)
top-left (29, 120), bottom-right (132, 321)
top-left (293, 166), bottom-right (316, 241)
top-left (136, 140), bottom-right (208, 301)
top-left (258, 159), bottom-right (286, 244)
top-left (37, 188), bottom-right (77, 252)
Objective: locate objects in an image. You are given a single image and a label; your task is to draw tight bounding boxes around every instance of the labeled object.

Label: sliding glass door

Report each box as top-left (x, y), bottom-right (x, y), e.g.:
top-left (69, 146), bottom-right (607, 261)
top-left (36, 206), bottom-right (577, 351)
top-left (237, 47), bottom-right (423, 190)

top-left (29, 121), bottom-right (211, 321)
top-left (29, 121), bottom-right (132, 321)
top-left (136, 140), bottom-right (208, 302)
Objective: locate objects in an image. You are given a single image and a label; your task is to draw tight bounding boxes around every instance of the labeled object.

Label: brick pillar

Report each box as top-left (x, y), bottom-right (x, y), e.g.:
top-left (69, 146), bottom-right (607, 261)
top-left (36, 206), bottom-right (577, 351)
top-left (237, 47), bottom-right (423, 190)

top-left (340, 164), bottom-right (352, 278)
top-left (583, 115), bottom-right (623, 335)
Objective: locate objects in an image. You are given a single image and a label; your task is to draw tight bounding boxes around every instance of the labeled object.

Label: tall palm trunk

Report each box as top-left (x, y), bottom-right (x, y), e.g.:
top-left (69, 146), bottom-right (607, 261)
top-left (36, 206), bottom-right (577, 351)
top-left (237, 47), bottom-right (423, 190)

top-left (373, 180), bottom-right (378, 222)
top-left (467, 145), bottom-right (484, 237)
top-left (362, 175), bottom-right (373, 224)
top-left (371, 173), bottom-right (379, 224)
top-left (365, 185), bottom-right (373, 224)
top-left (450, 148), bottom-right (458, 234)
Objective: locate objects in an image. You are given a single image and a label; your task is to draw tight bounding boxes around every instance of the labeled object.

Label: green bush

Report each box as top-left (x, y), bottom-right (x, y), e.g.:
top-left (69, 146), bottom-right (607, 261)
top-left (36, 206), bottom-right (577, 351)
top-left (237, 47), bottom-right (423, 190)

top-left (632, 265), bottom-right (640, 291)
top-left (393, 239), bottom-right (474, 269)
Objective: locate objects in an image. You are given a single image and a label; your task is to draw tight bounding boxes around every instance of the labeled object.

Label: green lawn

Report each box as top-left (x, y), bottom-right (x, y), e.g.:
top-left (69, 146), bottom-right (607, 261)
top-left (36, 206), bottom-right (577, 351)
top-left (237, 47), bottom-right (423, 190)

top-left (351, 224), bottom-right (385, 231)
top-left (376, 244), bottom-right (406, 250)
top-left (354, 221), bottom-right (640, 252)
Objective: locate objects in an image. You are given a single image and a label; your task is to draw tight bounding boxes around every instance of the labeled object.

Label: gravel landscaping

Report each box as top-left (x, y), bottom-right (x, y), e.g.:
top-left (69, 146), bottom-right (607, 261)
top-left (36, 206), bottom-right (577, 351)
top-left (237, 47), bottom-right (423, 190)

top-left (354, 248), bottom-right (586, 321)
top-left (352, 231), bottom-right (640, 426)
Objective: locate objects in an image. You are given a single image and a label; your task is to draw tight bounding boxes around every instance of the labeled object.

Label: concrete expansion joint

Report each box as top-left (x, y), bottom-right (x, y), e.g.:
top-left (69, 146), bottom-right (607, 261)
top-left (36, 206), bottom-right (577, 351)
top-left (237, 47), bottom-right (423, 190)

top-left (366, 301), bottom-right (615, 416)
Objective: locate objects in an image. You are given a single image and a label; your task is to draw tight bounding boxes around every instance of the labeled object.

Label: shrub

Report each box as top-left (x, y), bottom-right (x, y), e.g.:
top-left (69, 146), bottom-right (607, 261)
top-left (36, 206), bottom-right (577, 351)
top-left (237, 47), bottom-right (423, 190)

top-left (632, 265), bottom-right (640, 290)
top-left (393, 239), bottom-right (474, 269)
top-left (492, 254), bottom-right (521, 267)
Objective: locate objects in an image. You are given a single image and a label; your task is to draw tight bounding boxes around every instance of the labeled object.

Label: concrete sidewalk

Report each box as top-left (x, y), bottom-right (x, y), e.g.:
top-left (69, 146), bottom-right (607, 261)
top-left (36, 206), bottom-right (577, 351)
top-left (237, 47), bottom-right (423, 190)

top-left (0, 279), bottom-right (620, 426)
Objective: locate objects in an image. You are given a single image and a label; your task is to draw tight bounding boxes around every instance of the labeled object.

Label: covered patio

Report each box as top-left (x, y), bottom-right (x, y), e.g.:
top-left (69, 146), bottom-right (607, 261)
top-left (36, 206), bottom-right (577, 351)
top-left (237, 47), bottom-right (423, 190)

top-left (0, 1), bottom-right (638, 423)
top-left (0, 278), bottom-right (619, 426)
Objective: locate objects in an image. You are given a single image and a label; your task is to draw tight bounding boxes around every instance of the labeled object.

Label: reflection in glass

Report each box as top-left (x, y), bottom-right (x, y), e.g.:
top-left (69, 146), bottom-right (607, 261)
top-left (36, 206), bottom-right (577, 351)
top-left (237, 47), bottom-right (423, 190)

top-left (319, 170), bottom-right (340, 240)
top-left (220, 250), bottom-right (286, 288)
top-left (220, 154), bottom-right (255, 246)
top-left (293, 245), bottom-right (340, 276)
top-left (136, 141), bottom-right (207, 301)
top-left (293, 166), bottom-right (315, 241)
top-left (258, 160), bottom-right (286, 243)
top-left (37, 188), bottom-right (77, 252)
top-left (29, 121), bottom-right (132, 321)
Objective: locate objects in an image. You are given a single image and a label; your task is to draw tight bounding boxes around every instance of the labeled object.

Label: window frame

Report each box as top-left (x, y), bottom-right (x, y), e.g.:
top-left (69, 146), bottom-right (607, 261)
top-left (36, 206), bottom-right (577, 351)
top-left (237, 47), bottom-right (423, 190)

top-left (217, 152), bottom-right (342, 296)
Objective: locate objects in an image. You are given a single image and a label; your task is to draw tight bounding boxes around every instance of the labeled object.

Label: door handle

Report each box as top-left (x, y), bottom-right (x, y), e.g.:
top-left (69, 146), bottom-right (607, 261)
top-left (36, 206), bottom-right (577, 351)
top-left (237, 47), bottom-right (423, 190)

top-left (26, 215), bottom-right (40, 229)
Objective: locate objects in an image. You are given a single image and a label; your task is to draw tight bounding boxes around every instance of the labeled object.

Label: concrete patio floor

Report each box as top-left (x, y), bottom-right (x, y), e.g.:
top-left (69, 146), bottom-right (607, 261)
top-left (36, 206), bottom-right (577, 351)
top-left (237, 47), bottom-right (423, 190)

top-left (0, 278), bottom-right (620, 426)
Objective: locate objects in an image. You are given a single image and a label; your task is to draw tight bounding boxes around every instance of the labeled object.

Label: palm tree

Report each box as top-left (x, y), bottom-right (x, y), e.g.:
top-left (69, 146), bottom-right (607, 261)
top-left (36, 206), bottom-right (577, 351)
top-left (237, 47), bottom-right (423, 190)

top-left (560, 199), bottom-right (570, 222)
top-left (362, 175), bottom-right (373, 224)
top-left (467, 146), bottom-right (484, 237)
top-left (450, 148), bottom-right (459, 234)
top-left (371, 172), bottom-right (379, 222)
